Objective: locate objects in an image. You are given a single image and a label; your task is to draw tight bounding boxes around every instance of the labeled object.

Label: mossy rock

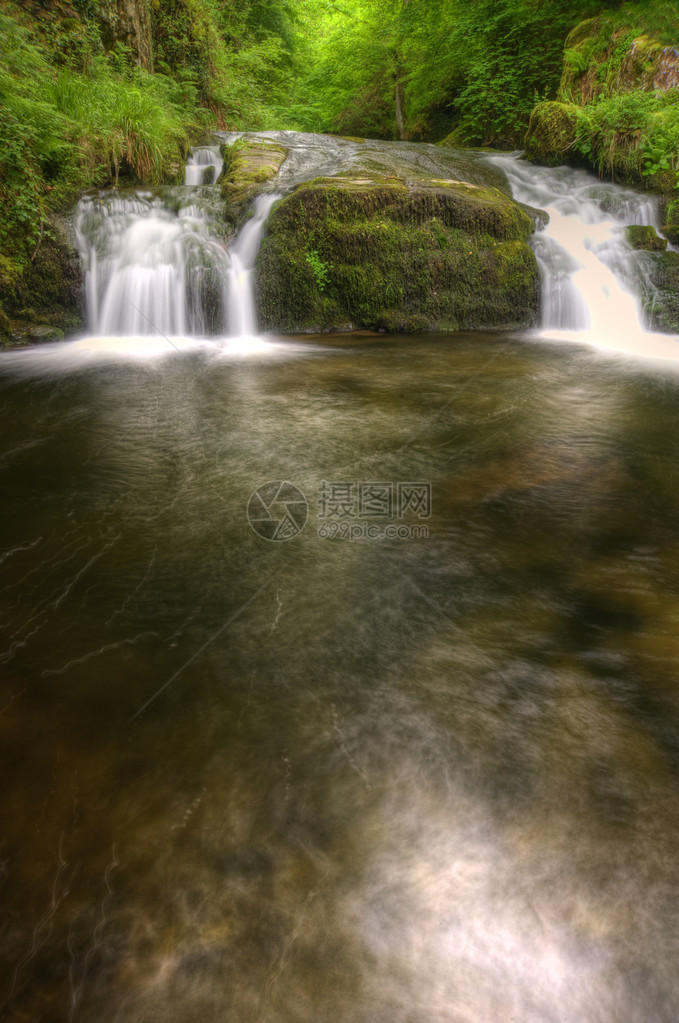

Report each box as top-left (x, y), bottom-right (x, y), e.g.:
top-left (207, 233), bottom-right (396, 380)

top-left (0, 308), bottom-right (11, 346)
top-left (436, 127), bottom-right (472, 149)
top-left (256, 176), bottom-right (540, 333)
top-left (2, 217), bottom-right (84, 342)
top-left (220, 139), bottom-right (287, 225)
top-left (660, 197), bottom-right (679, 244)
top-left (662, 224), bottom-right (679, 245)
top-left (524, 102), bottom-right (581, 167)
top-left (639, 250), bottom-right (679, 333)
top-left (626, 225), bottom-right (667, 251)
top-left (564, 18), bottom-right (601, 51)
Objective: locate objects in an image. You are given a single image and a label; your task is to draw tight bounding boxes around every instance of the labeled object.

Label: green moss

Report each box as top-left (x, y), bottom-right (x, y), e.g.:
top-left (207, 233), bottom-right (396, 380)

top-left (256, 177), bottom-right (540, 333)
top-left (524, 102), bottom-right (582, 167)
top-left (220, 138), bottom-right (287, 224)
top-left (2, 220), bottom-right (84, 338)
top-left (639, 249), bottom-right (679, 332)
top-left (0, 307), bottom-right (11, 345)
top-left (660, 198), bottom-right (679, 242)
top-left (625, 225), bottom-right (667, 250)
top-left (564, 19), bottom-right (602, 51)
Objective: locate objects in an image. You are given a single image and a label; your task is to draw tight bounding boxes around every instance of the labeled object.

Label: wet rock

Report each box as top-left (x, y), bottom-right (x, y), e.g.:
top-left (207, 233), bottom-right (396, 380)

top-left (1, 216), bottom-right (84, 346)
top-left (220, 138), bottom-right (288, 227)
top-left (625, 225), bottom-right (667, 251)
top-left (639, 249), bottom-right (679, 333)
top-left (524, 102), bottom-right (582, 167)
top-left (256, 175), bottom-right (540, 333)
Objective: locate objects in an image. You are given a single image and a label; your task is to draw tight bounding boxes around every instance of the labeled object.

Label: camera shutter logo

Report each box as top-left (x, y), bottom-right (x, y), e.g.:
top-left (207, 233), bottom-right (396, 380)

top-left (247, 481), bottom-right (308, 541)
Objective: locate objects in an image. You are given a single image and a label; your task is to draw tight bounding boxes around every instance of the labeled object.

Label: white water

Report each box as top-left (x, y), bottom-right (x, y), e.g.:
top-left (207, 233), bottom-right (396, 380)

top-left (226, 193), bottom-right (281, 337)
top-left (184, 146), bottom-right (223, 186)
top-left (76, 145), bottom-right (282, 344)
top-left (490, 155), bottom-right (679, 361)
top-left (71, 136), bottom-right (679, 360)
top-left (75, 192), bottom-right (232, 337)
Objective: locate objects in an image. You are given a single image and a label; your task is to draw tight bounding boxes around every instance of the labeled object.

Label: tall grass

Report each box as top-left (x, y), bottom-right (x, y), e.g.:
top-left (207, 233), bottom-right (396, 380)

top-left (48, 65), bottom-right (191, 184)
top-left (0, 9), bottom-right (195, 272)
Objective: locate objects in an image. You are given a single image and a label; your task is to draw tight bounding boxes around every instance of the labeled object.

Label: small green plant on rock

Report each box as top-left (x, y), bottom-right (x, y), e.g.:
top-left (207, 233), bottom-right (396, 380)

top-left (305, 249), bottom-right (332, 291)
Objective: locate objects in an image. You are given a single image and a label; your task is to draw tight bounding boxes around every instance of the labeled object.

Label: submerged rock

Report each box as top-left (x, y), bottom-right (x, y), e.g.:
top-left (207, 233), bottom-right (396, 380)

top-left (255, 176), bottom-right (541, 333)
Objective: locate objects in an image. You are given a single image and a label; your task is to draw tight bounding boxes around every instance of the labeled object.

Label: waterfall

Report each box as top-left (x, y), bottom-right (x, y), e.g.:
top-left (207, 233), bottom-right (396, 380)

top-left (75, 192), bottom-right (232, 337)
top-left (226, 194), bottom-right (281, 337)
top-left (184, 146), bottom-right (224, 187)
top-left (75, 143), bottom-right (278, 340)
top-left (488, 155), bottom-right (679, 358)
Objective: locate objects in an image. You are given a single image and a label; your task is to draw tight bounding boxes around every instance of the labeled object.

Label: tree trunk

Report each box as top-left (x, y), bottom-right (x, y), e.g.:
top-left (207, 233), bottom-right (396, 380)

top-left (394, 51), bottom-right (407, 140)
top-left (394, 0), bottom-right (410, 140)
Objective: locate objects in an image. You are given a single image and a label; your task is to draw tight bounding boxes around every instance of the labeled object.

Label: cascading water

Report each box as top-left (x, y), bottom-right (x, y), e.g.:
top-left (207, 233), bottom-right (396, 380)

top-left (488, 154), bottom-right (679, 359)
top-left (184, 146), bottom-right (224, 186)
top-left (68, 134), bottom-right (679, 359)
top-left (225, 193), bottom-right (281, 337)
top-left (75, 192), bottom-right (232, 337)
top-left (75, 144), bottom-right (278, 343)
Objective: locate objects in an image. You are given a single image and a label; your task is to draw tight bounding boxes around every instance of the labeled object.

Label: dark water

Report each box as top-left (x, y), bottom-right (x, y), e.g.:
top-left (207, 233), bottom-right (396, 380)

top-left (2, 332), bottom-right (679, 1022)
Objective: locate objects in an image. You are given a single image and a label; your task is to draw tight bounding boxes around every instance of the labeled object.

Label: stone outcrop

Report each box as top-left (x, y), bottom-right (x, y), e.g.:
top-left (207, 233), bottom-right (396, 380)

top-left (625, 225), bottom-right (667, 251)
top-left (255, 176), bottom-right (541, 333)
top-left (1, 217), bottom-right (84, 348)
top-left (220, 138), bottom-right (288, 228)
top-left (639, 250), bottom-right (679, 334)
top-left (97, 0), bottom-right (153, 70)
top-left (559, 19), bottom-right (679, 106)
top-left (524, 102), bottom-right (581, 168)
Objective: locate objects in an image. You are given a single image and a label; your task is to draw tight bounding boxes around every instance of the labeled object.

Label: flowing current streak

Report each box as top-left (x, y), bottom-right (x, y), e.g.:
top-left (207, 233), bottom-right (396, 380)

top-left (184, 146), bottom-right (223, 187)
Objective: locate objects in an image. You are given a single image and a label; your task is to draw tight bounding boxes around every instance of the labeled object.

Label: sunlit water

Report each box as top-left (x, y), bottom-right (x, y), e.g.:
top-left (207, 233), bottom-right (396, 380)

top-left (3, 333), bottom-right (679, 1021)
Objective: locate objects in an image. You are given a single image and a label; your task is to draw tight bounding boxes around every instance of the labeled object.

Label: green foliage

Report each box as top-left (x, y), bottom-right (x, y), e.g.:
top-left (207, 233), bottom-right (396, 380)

top-left (570, 76), bottom-right (679, 186)
top-left (0, 0), bottom-right (298, 315)
top-left (152, 0), bottom-right (298, 128)
top-left (0, 5), bottom-right (198, 263)
top-left (519, 1), bottom-right (679, 196)
top-left (287, 0), bottom-right (600, 145)
top-left (305, 249), bottom-right (332, 291)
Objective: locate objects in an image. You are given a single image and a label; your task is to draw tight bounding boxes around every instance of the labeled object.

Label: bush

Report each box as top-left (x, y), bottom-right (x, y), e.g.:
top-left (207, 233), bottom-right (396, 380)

top-left (573, 89), bottom-right (679, 184)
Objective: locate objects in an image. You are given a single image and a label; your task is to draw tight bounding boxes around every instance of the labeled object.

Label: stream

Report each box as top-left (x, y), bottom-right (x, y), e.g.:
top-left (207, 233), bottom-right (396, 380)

top-left (2, 134), bottom-right (679, 1022)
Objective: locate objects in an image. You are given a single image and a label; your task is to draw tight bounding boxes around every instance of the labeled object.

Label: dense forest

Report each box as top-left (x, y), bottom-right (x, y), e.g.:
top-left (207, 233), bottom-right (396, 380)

top-left (3, 0), bottom-right (679, 319)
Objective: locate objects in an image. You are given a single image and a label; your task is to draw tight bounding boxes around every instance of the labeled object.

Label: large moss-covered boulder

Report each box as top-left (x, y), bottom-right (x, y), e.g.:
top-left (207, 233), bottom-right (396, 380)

top-left (560, 18), bottom-right (679, 106)
top-left (524, 102), bottom-right (581, 167)
top-left (256, 176), bottom-right (541, 333)
top-left (220, 138), bottom-right (287, 226)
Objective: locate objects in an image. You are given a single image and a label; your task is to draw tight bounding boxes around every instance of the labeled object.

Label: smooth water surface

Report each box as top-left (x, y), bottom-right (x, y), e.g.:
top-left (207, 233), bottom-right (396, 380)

top-left (2, 333), bottom-right (679, 1021)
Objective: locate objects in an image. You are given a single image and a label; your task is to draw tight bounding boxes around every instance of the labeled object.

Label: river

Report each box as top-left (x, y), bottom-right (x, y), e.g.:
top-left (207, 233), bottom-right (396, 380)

top-left (2, 136), bottom-right (679, 1022)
